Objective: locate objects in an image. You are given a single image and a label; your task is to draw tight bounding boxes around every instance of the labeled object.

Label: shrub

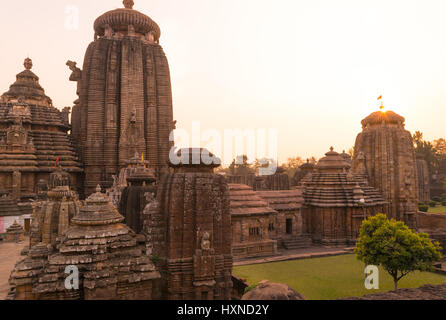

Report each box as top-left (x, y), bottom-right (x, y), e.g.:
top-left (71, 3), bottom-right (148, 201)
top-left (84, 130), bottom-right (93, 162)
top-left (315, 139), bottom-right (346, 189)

top-left (442, 201), bottom-right (446, 206)
top-left (433, 196), bottom-right (442, 202)
top-left (429, 201), bottom-right (437, 207)
top-left (419, 201), bottom-right (425, 206)
top-left (419, 205), bottom-right (429, 212)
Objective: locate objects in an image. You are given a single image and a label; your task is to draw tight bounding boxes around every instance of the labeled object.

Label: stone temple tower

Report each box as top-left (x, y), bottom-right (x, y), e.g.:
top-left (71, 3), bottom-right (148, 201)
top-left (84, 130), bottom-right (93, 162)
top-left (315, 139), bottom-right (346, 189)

top-left (68, 0), bottom-right (175, 195)
top-left (351, 109), bottom-right (419, 228)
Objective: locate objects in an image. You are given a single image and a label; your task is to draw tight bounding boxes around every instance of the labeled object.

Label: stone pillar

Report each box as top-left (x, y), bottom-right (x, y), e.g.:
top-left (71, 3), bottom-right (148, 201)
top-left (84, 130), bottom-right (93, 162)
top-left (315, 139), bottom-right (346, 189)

top-left (12, 171), bottom-right (21, 199)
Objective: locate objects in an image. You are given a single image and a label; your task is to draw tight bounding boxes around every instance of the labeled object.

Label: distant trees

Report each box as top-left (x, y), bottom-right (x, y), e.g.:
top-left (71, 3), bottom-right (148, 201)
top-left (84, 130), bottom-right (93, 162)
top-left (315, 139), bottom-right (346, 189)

top-left (355, 214), bottom-right (442, 291)
top-left (413, 131), bottom-right (446, 180)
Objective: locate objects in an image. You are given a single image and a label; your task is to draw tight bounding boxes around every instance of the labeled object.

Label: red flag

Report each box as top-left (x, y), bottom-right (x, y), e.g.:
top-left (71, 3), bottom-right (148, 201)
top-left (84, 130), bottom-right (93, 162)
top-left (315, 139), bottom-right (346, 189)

top-left (55, 156), bottom-right (60, 168)
top-left (377, 96), bottom-right (382, 100)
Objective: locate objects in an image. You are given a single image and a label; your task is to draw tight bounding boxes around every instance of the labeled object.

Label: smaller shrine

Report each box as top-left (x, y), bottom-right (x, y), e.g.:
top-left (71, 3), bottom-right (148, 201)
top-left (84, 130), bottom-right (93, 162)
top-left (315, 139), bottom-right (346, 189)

top-left (302, 147), bottom-right (387, 245)
top-left (229, 184), bottom-right (278, 259)
top-left (5, 220), bottom-right (24, 242)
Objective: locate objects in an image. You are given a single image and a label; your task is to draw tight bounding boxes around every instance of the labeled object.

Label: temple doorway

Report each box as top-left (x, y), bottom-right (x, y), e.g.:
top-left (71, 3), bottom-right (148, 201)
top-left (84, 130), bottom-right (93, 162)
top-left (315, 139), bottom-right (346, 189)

top-left (286, 219), bottom-right (293, 234)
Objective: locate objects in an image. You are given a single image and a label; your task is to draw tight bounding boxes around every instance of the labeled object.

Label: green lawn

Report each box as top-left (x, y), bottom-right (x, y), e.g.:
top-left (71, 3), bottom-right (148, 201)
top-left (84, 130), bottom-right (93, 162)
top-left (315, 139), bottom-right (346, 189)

top-left (428, 206), bottom-right (446, 214)
top-left (233, 254), bottom-right (446, 300)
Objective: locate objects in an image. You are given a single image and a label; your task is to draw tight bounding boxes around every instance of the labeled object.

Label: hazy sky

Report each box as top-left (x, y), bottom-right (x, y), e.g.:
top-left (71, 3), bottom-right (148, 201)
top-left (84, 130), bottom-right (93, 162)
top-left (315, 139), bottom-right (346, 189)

top-left (0, 0), bottom-right (445, 163)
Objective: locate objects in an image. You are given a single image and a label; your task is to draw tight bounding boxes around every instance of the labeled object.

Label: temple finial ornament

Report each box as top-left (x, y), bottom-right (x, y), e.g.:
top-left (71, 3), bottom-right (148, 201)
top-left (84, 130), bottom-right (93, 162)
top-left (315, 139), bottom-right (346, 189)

top-left (96, 185), bottom-right (102, 193)
top-left (24, 57), bottom-right (33, 70)
top-left (123, 0), bottom-right (134, 9)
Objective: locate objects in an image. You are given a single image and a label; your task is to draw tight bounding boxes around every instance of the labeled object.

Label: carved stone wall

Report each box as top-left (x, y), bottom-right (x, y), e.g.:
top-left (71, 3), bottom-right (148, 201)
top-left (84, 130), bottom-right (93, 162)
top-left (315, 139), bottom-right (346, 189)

top-left (146, 148), bottom-right (233, 300)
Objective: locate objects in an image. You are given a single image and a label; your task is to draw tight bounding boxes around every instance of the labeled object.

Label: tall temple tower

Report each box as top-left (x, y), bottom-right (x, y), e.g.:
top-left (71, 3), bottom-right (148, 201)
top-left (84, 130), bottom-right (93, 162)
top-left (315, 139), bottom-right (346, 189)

top-left (351, 109), bottom-right (419, 228)
top-left (69, 0), bottom-right (175, 195)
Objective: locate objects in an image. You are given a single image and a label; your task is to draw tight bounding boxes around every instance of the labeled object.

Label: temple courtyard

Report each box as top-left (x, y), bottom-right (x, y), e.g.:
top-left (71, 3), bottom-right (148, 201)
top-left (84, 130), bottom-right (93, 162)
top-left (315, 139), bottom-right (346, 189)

top-left (233, 254), bottom-right (446, 300)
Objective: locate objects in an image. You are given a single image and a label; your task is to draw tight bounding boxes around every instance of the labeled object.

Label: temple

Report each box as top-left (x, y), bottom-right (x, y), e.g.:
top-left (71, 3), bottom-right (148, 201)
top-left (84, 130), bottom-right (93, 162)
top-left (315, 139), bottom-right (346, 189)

top-left (69, 0), bottom-right (175, 195)
top-left (351, 109), bottom-right (419, 228)
top-left (0, 59), bottom-right (83, 200)
top-left (302, 148), bottom-right (387, 245)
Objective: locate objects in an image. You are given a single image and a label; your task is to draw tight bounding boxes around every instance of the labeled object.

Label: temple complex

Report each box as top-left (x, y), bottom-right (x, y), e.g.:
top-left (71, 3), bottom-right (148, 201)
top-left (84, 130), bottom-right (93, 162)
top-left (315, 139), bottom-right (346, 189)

top-left (229, 184), bottom-right (278, 259)
top-left (226, 167), bottom-right (290, 191)
top-left (302, 148), bottom-right (387, 245)
top-left (351, 109), bottom-right (419, 228)
top-left (8, 185), bottom-right (160, 300)
top-left (69, 0), bottom-right (175, 195)
top-left (145, 148), bottom-right (233, 300)
top-left (0, 58), bottom-right (83, 199)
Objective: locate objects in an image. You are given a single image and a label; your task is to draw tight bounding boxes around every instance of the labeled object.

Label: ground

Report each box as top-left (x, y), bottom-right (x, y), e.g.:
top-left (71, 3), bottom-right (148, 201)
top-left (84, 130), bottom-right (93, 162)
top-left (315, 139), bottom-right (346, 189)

top-left (233, 254), bottom-right (446, 300)
top-left (0, 238), bottom-right (28, 299)
top-left (428, 206), bottom-right (446, 214)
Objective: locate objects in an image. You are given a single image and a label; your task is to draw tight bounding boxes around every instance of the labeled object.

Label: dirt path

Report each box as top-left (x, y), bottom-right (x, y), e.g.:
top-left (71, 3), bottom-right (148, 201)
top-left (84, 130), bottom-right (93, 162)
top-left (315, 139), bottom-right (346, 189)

top-left (0, 238), bottom-right (28, 299)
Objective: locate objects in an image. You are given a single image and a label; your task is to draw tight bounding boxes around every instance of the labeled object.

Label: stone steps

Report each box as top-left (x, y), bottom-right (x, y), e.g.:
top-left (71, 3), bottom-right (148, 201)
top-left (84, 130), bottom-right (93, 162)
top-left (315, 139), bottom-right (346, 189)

top-left (282, 236), bottom-right (312, 250)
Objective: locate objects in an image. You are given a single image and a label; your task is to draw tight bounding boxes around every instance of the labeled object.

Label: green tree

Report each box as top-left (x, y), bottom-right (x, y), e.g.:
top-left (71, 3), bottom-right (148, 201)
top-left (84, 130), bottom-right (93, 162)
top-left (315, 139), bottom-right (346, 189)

top-left (355, 214), bottom-right (442, 291)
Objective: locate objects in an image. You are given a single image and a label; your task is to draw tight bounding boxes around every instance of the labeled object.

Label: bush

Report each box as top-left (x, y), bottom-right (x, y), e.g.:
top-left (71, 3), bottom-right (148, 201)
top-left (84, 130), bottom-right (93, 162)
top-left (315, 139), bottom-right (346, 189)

top-left (419, 205), bottom-right (429, 212)
top-left (442, 201), bottom-right (446, 206)
top-left (419, 201), bottom-right (425, 206)
top-left (429, 201), bottom-right (437, 207)
top-left (433, 196), bottom-right (442, 202)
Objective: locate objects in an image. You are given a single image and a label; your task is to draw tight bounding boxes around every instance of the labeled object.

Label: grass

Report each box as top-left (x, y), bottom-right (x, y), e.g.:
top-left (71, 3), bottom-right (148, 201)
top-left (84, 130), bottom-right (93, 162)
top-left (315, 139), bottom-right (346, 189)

top-left (428, 206), bottom-right (446, 214)
top-left (233, 254), bottom-right (446, 300)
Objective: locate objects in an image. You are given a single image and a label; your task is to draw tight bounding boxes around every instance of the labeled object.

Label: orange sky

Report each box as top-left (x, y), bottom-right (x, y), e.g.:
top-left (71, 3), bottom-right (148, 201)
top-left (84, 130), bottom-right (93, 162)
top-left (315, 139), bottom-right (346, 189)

top-left (0, 0), bottom-right (445, 164)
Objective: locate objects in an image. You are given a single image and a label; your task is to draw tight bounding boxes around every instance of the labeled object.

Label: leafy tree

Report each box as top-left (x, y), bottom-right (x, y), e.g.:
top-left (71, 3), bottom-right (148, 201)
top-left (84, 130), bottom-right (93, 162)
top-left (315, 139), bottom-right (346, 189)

top-left (355, 214), bottom-right (442, 291)
top-left (282, 157), bottom-right (304, 178)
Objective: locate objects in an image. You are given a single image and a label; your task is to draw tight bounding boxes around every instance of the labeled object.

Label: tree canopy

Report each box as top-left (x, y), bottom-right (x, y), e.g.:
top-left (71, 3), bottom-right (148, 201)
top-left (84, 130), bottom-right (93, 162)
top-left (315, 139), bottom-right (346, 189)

top-left (355, 214), bottom-right (442, 290)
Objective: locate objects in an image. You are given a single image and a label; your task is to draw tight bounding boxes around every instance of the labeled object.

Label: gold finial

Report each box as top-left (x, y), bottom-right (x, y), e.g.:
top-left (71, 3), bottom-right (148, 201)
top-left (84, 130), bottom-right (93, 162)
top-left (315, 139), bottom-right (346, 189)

top-left (123, 0), bottom-right (134, 9)
top-left (24, 57), bottom-right (33, 70)
top-left (378, 95), bottom-right (384, 110)
top-left (96, 185), bottom-right (102, 193)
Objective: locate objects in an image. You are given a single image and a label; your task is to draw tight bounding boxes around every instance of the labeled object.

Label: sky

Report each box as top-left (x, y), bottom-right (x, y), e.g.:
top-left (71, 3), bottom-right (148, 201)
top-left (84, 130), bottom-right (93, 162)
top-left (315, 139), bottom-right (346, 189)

top-left (0, 0), bottom-right (445, 164)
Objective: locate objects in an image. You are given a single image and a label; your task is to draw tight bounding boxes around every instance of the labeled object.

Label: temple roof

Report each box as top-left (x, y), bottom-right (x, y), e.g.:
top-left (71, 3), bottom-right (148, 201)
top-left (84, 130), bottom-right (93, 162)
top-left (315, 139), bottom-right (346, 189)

top-left (94, 0), bottom-right (161, 40)
top-left (256, 189), bottom-right (303, 211)
top-left (71, 186), bottom-right (124, 226)
top-left (361, 110), bottom-right (405, 128)
top-left (1, 58), bottom-right (53, 107)
top-left (315, 147), bottom-right (351, 173)
top-left (0, 195), bottom-right (24, 217)
top-left (229, 184), bottom-right (277, 217)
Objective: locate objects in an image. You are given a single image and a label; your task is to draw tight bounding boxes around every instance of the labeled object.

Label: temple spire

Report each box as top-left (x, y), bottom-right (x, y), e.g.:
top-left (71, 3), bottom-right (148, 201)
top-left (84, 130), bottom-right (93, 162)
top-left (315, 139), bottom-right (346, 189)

top-left (123, 0), bottom-right (134, 9)
top-left (24, 57), bottom-right (33, 70)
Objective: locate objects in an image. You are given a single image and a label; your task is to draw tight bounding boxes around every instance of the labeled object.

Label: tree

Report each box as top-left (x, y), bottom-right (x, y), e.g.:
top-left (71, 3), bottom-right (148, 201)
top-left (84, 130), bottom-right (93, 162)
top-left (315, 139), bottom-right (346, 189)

top-left (228, 155), bottom-right (255, 176)
top-left (355, 214), bottom-right (442, 291)
top-left (282, 157), bottom-right (304, 178)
